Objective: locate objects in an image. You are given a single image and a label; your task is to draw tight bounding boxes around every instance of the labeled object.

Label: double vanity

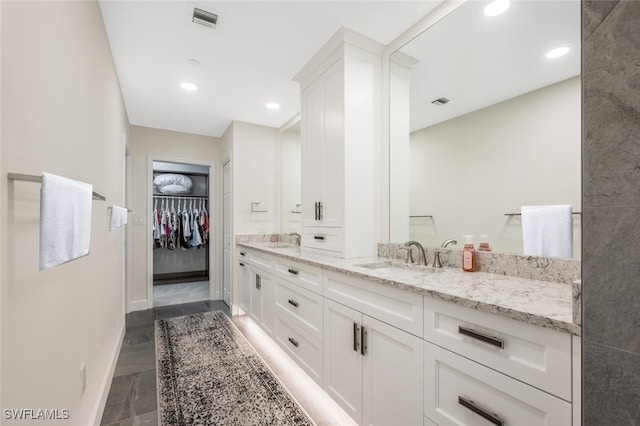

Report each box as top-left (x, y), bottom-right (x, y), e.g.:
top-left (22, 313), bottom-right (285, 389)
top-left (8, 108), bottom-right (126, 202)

top-left (235, 239), bottom-right (581, 426)
top-left (240, 2), bottom-right (582, 424)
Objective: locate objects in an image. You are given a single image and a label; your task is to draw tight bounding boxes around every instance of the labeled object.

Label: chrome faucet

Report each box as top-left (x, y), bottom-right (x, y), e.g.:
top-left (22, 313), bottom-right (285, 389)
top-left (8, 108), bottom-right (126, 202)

top-left (289, 232), bottom-right (301, 247)
top-left (405, 241), bottom-right (427, 266)
top-left (433, 239), bottom-right (457, 268)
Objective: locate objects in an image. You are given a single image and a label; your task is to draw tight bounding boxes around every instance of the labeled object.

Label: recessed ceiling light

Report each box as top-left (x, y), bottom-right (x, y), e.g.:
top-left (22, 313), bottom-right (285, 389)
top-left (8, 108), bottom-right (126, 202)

top-left (484, 0), bottom-right (510, 17)
top-left (180, 82), bottom-right (198, 91)
top-left (545, 45), bottom-right (572, 59)
top-left (187, 58), bottom-right (200, 67)
top-left (266, 102), bottom-right (280, 110)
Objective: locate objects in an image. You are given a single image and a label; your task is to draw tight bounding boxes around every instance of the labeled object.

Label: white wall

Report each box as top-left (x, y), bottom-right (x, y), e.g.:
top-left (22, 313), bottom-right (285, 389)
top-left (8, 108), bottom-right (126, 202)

top-left (1, 1), bottom-right (129, 424)
top-left (408, 77), bottom-right (581, 257)
top-left (128, 125), bottom-right (221, 309)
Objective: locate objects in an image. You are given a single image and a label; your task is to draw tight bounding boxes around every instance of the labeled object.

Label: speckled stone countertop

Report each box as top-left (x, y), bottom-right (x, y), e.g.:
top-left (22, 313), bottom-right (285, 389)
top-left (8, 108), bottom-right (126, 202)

top-left (238, 241), bottom-right (580, 336)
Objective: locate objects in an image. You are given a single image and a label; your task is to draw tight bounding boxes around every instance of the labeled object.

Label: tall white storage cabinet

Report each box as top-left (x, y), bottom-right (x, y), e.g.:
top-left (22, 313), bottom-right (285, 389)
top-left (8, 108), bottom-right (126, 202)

top-left (295, 29), bottom-right (383, 258)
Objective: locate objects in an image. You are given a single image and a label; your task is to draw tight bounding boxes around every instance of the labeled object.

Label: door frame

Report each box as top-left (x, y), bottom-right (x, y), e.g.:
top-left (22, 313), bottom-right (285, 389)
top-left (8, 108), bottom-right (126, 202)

top-left (144, 155), bottom-right (218, 309)
top-left (222, 159), bottom-right (231, 307)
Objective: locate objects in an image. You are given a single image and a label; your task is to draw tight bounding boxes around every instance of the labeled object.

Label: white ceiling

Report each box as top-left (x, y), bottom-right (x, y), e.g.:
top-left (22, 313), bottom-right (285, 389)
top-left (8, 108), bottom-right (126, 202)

top-left (99, 1), bottom-right (441, 137)
top-left (395, 0), bottom-right (581, 132)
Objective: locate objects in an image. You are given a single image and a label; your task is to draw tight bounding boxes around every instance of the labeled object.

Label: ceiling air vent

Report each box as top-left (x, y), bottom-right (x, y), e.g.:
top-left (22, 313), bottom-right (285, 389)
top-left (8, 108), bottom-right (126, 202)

top-left (193, 7), bottom-right (218, 28)
top-left (431, 97), bottom-right (450, 106)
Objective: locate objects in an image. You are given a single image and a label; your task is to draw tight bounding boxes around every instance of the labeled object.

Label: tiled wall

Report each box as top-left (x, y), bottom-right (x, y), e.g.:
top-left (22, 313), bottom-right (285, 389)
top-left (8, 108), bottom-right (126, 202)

top-left (582, 1), bottom-right (640, 423)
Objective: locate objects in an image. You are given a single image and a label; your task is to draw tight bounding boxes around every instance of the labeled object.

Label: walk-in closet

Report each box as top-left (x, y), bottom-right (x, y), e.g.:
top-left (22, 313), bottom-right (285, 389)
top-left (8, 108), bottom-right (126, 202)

top-left (152, 161), bottom-right (211, 306)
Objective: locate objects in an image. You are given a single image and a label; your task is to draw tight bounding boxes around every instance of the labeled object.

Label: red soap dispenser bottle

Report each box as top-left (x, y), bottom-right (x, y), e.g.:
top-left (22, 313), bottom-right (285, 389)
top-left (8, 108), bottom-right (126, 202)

top-left (462, 235), bottom-right (476, 272)
top-left (478, 235), bottom-right (492, 252)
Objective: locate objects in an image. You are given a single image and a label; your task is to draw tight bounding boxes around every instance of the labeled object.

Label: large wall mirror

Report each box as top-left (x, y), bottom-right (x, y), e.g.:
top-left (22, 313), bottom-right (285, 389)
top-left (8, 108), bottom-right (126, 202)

top-left (389, 0), bottom-right (581, 258)
top-left (280, 116), bottom-right (302, 233)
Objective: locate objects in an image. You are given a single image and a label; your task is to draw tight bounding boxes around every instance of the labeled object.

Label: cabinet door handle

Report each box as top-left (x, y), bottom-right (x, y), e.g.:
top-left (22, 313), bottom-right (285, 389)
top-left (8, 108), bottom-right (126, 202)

top-left (314, 235), bottom-right (325, 241)
top-left (288, 337), bottom-right (299, 348)
top-left (288, 268), bottom-right (299, 275)
top-left (288, 299), bottom-right (299, 308)
top-left (240, 252), bottom-right (246, 256)
top-left (458, 326), bottom-right (504, 349)
top-left (318, 201), bottom-right (323, 220)
top-left (256, 275), bottom-right (261, 290)
top-left (458, 396), bottom-right (503, 426)
top-left (353, 323), bottom-right (360, 352)
top-left (361, 326), bottom-right (367, 356)
top-left (314, 202), bottom-right (319, 220)
top-left (239, 262), bottom-right (245, 267)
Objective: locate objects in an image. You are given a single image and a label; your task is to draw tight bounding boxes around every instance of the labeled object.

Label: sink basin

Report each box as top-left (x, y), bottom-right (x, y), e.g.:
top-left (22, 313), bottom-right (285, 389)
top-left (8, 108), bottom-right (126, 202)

top-left (356, 261), bottom-right (443, 278)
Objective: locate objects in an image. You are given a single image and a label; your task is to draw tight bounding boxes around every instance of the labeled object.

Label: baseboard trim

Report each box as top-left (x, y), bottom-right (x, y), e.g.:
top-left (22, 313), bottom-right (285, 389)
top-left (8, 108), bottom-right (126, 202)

top-left (90, 320), bottom-right (125, 426)
top-left (130, 299), bottom-right (151, 312)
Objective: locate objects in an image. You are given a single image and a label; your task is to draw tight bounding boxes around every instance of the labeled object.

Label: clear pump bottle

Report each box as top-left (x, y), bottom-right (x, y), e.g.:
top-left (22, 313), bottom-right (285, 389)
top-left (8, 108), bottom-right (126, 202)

top-left (462, 235), bottom-right (476, 272)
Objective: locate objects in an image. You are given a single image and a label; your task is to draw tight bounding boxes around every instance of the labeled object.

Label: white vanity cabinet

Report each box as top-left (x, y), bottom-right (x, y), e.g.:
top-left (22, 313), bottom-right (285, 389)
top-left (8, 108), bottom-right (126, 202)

top-left (237, 260), bottom-right (250, 314)
top-left (236, 246), bottom-right (580, 426)
top-left (295, 29), bottom-right (383, 258)
top-left (248, 268), bottom-right (275, 336)
top-left (273, 276), bottom-right (325, 385)
top-left (424, 342), bottom-right (572, 426)
top-left (423, 298), bottom-right (577, 426)
top-left (323, 273), bottom-right (424, 426)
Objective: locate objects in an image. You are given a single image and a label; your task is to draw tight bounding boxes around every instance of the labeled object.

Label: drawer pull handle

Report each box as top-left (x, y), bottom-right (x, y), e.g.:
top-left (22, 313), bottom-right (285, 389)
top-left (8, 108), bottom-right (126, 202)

top-left (314, 235), bottom-right (325, 241)
top-left (240, 252), bottom-right (246, 256)
top-left (239, 262), bottom-right (245, 267)
top-left (288, 268), bottom-right (299, 275)
top-left (288, 299), bottom-right (299, 308)
top-left (458, 326), bottom-right (504, 349)
top-left (353, 323), bottom-right (360, 352)
top-left (361, 326), bottom-right (367, 356)
top-left (458, 396), bottom-right (503, 426)
top-left (288, 337), bottom-right (299, 348)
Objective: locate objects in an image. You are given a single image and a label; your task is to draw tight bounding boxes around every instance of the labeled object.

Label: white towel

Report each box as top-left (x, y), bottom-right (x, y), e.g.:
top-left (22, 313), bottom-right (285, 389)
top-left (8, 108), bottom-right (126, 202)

top-left (40, 172), bottom-right (93, 270)
top-left (109, 205), bottom-right (128, 231)
top-left (521, 204), bottom-right (573, 258)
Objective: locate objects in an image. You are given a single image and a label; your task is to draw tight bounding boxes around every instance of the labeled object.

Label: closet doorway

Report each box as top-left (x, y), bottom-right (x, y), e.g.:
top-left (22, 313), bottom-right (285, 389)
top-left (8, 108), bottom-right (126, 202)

top-left (152, 160), bottom-right (211, 307)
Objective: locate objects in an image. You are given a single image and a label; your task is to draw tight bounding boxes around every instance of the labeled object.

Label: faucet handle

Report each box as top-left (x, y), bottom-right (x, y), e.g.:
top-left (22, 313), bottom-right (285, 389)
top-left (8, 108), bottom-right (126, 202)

top-left (432, 249), bottom-right (443, 268)
top-left (398, 247), bottom-right (412, 264)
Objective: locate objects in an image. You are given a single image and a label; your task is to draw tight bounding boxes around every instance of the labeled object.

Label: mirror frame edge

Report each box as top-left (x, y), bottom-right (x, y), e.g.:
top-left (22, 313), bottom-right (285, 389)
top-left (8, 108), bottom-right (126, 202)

top-left (380, 0), bottom-right (467, 243)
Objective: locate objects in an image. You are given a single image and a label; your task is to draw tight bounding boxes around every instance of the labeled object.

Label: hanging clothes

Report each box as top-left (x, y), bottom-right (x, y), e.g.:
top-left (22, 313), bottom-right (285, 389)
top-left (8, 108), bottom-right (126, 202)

top-left (153, 196), bottom-right (209, 251)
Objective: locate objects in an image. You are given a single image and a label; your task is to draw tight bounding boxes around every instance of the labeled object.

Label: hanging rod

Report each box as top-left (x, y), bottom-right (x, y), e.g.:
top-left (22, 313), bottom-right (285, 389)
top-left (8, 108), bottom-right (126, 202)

top-left (505, 212), bottom-right (581, 216)
top-left (8, 173), bottom-right (106, 201)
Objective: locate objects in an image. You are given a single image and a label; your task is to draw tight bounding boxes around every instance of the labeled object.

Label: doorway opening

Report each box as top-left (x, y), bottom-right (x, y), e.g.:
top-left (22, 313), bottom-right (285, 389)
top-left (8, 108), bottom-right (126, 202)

top-left (152, 160), bottom-right (211, 307)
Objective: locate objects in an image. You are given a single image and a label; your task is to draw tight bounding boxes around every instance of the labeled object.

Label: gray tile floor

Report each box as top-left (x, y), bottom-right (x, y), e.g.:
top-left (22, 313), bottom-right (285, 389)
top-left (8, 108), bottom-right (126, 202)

top-left (101, 300), bottom-right (229, 426)
top-left (101, 301), bottom-right (354, 426)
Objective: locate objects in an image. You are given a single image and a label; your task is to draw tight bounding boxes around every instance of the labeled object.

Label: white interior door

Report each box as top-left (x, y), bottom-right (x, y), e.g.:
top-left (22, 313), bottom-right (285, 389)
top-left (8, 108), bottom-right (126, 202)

top-left (223, 161), bottom-right (231, 306)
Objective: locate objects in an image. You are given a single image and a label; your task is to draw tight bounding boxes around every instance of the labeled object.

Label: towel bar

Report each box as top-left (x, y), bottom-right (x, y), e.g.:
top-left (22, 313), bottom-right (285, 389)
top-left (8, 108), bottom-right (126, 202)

top-left (505, 212), bottom-right (581, 216)
top-left (7, 172), bottom-right (106, 201)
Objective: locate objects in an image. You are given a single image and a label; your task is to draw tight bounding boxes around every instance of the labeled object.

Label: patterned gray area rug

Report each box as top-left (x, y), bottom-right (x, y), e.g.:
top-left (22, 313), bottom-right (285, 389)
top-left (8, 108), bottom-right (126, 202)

top-left (155, 311), bottom-right (314, 425)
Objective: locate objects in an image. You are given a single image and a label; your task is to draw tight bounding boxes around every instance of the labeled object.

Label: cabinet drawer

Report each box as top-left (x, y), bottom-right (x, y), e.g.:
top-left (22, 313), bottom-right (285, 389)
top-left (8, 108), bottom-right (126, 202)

top-left (425, 342), bottom-right (572, 426)
top-left (275, 279), bottom-right (323, 341)
top-left (242, 249), bottom-right (273, 272)
top-left (324, 270), bottom-right (423, 337)
top-left (275, 314), bottom-right (323, 386)
top-left (302, 227), bottom-right (343, 253)
top-left (424, 297), bottom-right (572, 401)
top-left (273, 257), bottom-right (323, 295)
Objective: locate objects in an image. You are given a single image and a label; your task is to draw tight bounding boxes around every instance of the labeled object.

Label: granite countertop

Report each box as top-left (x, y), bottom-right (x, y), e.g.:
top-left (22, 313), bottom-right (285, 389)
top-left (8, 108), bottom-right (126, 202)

top-left (238, 241), bottom-right (580, 336)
